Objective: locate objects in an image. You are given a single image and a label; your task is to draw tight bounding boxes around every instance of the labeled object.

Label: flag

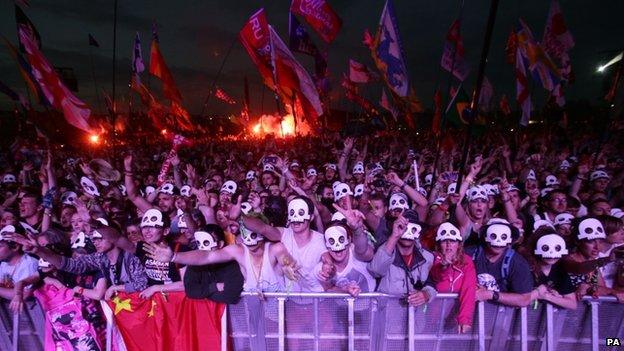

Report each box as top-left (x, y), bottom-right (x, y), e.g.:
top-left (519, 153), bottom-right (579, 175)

top-left (106, 292), bottom-right (224, 351)
top-left (515, 48), bottom-right (531, 126)
top-left (380, 88), bottom-right (398, 120)
top-left (289, 13), bottom-right (319, 56)
top-left (0, 80), bottom-right (19, 101)
top-left (17, 24), bottom-right (91, 132)
top-left (440, 19), bottom-right (470, 81)
top-left (239, 9), bottom-right (275, 88)
top-left (214, 87), bottom-right (236, 105)
top-left (516, 19), bottom-right (560, 92)
top-left (431, 89), bottom-right (442, 134)
top-left (290, 0), bottom-right (342, 43)
top-left (542, 1), bottom-right (574, 66)
top-left (15, 5), bottom-right (40, 51)
top-left (479, 76), bottom-right (493, 112)
top-left (370, 0), bottom-right (410, 97)
top-left (243, 76), bottom-right (251, 122)
top-left (269, 25), bottom-right (323, 120)
top-left (1, 35), bottom-right (47, 105)
top-left (88, 33), bottom-right (99, 48)
top-left (499, 94), bottom-right (511, 116)
top-left (362, 29), bottom-right (374, 50)
top-left (132, 32), bottom-right (145, 76)
top-left (349, 59), bottom-right (375, 83)
top-left (149, 25), bottom-right (182, 102)
top-left (169, 101), bottom-right (194, 132)
top-left (445, 84), bottom-right (470, 128)
top-left (504, 30), bottom-right (517, 65)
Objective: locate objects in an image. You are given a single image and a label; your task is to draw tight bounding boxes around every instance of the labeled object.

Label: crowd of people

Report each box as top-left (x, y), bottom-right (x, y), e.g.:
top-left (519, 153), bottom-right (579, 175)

top-left (0, 127), bottom-right (623, 349)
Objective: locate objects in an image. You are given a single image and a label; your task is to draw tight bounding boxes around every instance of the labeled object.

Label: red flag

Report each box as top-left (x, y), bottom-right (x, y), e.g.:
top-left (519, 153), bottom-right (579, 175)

top-left (17, 26), bottom-right (91, 132)
top-left (515, 49), bottom-right (531, 126)
top-left (107, 292), bottom-right (224, 351)
top-left (239, 9), bottom-right (274, 88)
top-left (505, 30), bottom-right (517, 65)
top-left (214, 87), bottom-right (237, 104)
top-left (269, 25), bottom-right (323, 121)
top-left (499, 94), bottom-right (512, 116)
top-left (290, 0), bottom-right (342, 43)
top-left (379, 88), bottom-right (398, 120)
top-left (170, 101), bottom-right (194, 132)
top-left (362, 29), bottom-right (374, 49)
top-left (431, 89), bottom-right (442, 134)
top-left (542, 0), bottom-right (574, 62)
top-left (349, 59), bottom-right (375, 83)
top-left (149, 30), bottom-right (182, 103)
top-left (440, 19), bottom-right (470, 81)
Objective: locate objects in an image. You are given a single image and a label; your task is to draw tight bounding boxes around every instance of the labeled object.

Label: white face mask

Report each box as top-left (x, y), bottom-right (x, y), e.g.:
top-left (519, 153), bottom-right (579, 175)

top-left (401, 223), bottom-right (422, 240)
top-left (194, 231), bottom-right (218, 251)
top-left (288, 198), bottom-right (311, 223)
top-left (534, 234), bottom-right (568, 259)
top-left (240, 224), bottom-right (264, 246)
top-left (324, 226), bottom-right (349, 252)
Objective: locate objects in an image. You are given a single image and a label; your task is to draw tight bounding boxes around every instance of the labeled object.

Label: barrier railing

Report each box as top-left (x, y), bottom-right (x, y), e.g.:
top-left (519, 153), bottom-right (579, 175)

top-left (2, 294), bottom-right (622, 350)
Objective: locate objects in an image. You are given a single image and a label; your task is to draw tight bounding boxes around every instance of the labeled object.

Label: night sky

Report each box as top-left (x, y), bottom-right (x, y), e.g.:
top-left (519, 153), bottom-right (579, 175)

top-left (0, 0), bottom-right (622, 118)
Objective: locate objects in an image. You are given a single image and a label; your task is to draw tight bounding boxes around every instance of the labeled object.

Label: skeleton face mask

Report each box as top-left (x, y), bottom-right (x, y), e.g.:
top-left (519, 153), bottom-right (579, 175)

top-left (288, 198), bottom-right (311, 223)
top-left (38, 258), bottom-right (51, 269)
top-left (177, 214), bottom-right (188, 229)
top-left (331, 211), bottom-right (346, 222)
top-left (241, 202), bottom-right (252, 215)
top-left (246, 171), bottom-right (256, 181)
top-left (354, 184), bottom-right (365, 197)
top-left (545, 175), bottom-right (559, 187)
top-left (352, 162), bottom-right (365, 175)
top-left (324, 225), bottom-right (349, 252)
top-left (590, 170), bottom-right (610, 182)
top-left (194, 231), bottom-right (217, 251)
top-left (483, 184), bottom-right (499, 197)
top-left (61, 191), bottom-right (77, 205)
top-left (80, 177), bottom-right (100, 197)
top-left (333, 183), bottom-right (353, 201)
top-left (424, 174), bottom-right (433, 185)
top-left (145, 186), bottom-right (156, 196)
top-left (485, 224), bottom-right (513, 247)
top-left (467, 186), bottom-right (488, 202)
top-left (159, 183), bottom-right (176, 195)
top-left (577, 218), bottom-right (606, 241)
top-left (554, 213), bottom-right (574, 227)
top-left (263, 164), bottom-right (275, 173)
top-left (240, 224), bottom-right (264, 246)
top-left (180, 185), bottom-right (191, 197)
top-left (417, 187), bottom-right (427, 197)
top-left (401, 222), bottom-right (422, 240)
top-left (435, 222), bottom-right (462, 242)
top-left (307, 168), bottom-right (318, 177)
top-left (534, 234), bottom-right (568, 259)
top-left (527, 169), bottom-right (537, 181)
top-left (533, 219), bottom-right (556, 231)
top-left (141, 208), bottom-right (165, 228)
top-left (2, 174), bottom-right (16, 183)
top-left (221, 180), bottom-right (237, 194)
top-left (389, 193), bottom-right (408, 211)
top-left (478, 273), bottom-right (500, 292)
top-left (447, 182), bottom-right (457, 194)
top-left (72, 232), bottom-right (87, 249)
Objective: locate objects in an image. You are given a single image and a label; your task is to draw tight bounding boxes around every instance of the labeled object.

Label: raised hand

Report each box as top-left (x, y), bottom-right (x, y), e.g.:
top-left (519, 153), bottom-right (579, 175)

top-left (391, 215), bottom-right (408, 239)
top-left (123, 154), bottom-right (133, 172)
top-left (144, 242), bottom-right (174, 263)
top-left (333, 203), bottom-right (365, 231)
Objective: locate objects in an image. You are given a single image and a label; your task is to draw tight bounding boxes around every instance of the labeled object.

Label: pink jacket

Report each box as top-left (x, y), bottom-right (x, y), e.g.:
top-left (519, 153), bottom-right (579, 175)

top-left (430, 253), bottom-right (477, 326)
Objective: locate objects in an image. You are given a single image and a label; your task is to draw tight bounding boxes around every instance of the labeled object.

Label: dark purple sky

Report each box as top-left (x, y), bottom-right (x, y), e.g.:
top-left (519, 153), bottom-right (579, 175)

top-left (0, 0), bottom-right (622, 118)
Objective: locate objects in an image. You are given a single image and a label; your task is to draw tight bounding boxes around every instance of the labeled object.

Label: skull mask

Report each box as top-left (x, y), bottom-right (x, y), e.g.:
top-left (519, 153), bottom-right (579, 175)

top-left (545, 175), bottom-right (559, 187)
top-left (246, 171), bottom-right (256, 181)
top-left (159, 183), bottom-right (176, 195)
top-left (435, 222), bottom-right (462, 242)
top-left (577, 218), bottom-right (606, 241)
top-left (72, 232), bottom-right (87, 249)
top-left (240, 224), bottom-right (264, 246)
top-left (534, 234), bottom-right (568, 259)
top-left (424, 174), bottom-right (433, 185)
top-left (145, 186), bottom-right (156, 196)
top-left (80, 177), bottom-right (100, 197)
top-left (389, 193), bottom-right (409, 211)
top-left (307, 168), bottom-right (318, 177)
top-left (288, 198), bottom-right (311, 223)
top-left (467, 186), bottom-right (488, 202)
top-left (194, 231), bottom-right (217, 251)
top-left (554, 213), bottom-right (574, 226)
top-left (352, 162), bottom-right (365, 175)
top-left (180, 185), bottom-right (191, 197)
top-left (478, 273), bottom-right (500, 292)
top-left (527, 169), bottom-right (537, 181)
top-left (485, 223), bottom-right (513, 247)
top-left (447, 182), bottom-right (457, 194)
top-left (333, 183), bottom-right (353, 201)
top-left (61, 191), bottom-right (77, 205)
top-left (324, 225), bottom-right (349, 252)
top-left (241, 202), bottom-right (252, 215)
top-left (2, 174), bottom-right (16, 183)
top-left (263, 164), bottom-right (275, 173)
top-left (38, 258), bottom-right (51, 268)
top-left (483, 184), bottom-right (499, 197)
top-left (221, 180), bottom-right (237, 194)
top-left (177, 214), bottom-right (188, 229)
top-left (141, 208), bottom-right (165, 228)
top-left (354, 184), bottom-right (365, 197)
top-left (331, 211), bottom-right (346, 222)
top-left (417, 187), bottom-right (427, 197)
top-left (401, 223), bottom-right (422, 241)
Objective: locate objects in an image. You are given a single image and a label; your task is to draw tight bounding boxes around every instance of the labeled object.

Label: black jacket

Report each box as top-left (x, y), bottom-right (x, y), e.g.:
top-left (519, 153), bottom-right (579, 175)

top-left (183, 261), bottom-right (244, 304)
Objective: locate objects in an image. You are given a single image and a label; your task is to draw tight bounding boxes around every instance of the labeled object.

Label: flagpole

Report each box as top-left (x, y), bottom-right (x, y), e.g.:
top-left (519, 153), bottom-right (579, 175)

top-left (199, 37), bottom-right (237, 118)
top-left (111, 0), bottom-right (119, 138)
top-left (291, 94), bottom-right (298, 135)
top-left (455, 0), bottom-right (500, 191)
top-left (88, 45), bottom-right (104, 114)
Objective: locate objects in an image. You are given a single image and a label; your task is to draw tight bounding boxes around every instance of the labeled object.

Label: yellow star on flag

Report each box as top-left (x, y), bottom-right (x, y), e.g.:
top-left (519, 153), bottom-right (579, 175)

top-left (147, 300), bottom-right (157, 317)
top-left (112, 296), bottom-right (133, 315)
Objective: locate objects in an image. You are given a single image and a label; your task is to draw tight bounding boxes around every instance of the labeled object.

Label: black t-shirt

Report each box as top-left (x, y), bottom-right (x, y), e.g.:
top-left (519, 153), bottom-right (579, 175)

top-left (465, 246), bottom-right (534, 294)
top-left (534, 263), bottom-right (576, 296)
top-left (135, 241), bottom-right (189, 286)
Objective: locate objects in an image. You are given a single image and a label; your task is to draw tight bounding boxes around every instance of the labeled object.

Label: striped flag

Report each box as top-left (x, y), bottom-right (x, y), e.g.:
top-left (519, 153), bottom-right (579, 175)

top-left (214, 87), bottom-right (236, 105)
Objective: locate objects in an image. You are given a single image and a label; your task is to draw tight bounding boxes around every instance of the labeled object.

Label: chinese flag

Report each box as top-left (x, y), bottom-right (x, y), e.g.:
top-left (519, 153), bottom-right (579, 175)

top-left (107, 292), bottom-right (226, 351)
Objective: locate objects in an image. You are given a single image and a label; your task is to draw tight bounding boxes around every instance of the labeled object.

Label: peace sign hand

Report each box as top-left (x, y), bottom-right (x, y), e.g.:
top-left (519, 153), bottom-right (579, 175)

top-left (332, 203), bottom-right (365, 231)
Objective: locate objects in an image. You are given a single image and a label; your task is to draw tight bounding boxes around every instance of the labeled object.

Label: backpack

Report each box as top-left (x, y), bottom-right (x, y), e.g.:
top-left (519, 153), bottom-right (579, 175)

top-left (472, 246), bottom-right (515, 290)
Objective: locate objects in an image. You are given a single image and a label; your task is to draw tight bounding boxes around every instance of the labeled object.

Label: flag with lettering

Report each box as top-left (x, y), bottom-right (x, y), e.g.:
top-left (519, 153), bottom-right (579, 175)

top-left (239, 9), bottom-right (275, 88)
top-left (290, 0), bottom-right (342, 43)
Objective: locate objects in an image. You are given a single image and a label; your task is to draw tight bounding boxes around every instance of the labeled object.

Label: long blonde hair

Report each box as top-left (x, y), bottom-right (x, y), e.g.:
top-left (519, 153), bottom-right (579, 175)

top-left (435, 240), bottom-right (465, 267)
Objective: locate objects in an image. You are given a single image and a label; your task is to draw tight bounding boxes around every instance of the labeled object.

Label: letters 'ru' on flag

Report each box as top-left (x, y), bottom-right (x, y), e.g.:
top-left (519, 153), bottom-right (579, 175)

top-left (370, 0), bottom-right (410, 97)
top-left (239, 9), bottom-right (275, 88)
top-left (440, 19), bottom-right (470, 81)
top-left (269, 25), bottom-right (323, 121)
top-left (17, 23), bottom-right (92, 132)
top-left (290, 0), bottom-right (342, 43)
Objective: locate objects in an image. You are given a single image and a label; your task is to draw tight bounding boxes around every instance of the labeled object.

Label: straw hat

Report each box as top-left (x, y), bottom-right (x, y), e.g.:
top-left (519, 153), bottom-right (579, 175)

top-left (89, 159), bottom-right (121, 182)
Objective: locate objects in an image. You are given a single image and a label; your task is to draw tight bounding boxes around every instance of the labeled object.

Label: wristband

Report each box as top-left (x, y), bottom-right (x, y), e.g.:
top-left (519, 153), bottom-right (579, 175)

top-left (171, 252), bottom-right (177, 263)
top-left (491, 291), bottom-right (500, 302)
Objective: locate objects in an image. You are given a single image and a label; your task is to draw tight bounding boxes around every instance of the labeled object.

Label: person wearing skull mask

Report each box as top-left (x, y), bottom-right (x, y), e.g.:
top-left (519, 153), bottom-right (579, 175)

top-left (523, 230), bottom-right (577, 309)
top-left (368, 210), bottom-right (437, 306)
top-left (0, 225), bottom-right (38, 300)
top-left (466, 219), bottom-right (535, 307)
top-left (561, 217), bottom-right (624, 301)
top-left (145, 216), bottom-right (299, 294)
top-left (242, 196), bottom-right (327, 292)
top-left (429, 222), bottom-right (476, 333)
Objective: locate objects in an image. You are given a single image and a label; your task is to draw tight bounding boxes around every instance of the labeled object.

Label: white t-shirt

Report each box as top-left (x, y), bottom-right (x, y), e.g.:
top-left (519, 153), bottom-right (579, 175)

top-left (0, 254), bottom-right (38, 289)
top-left (314, 245), bottom-right (376, 293)
top-left (280, 227), bottom-right (327, 292)
top-left (599, 243), bottom-right (624, 288)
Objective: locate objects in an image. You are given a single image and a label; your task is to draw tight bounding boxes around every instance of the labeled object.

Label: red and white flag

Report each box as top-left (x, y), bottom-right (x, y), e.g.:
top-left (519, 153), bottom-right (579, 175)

top-left (269, 25), bottom-right (323, 121)
top-left (349, 59), bottom-right (374, 83)
top-left (542, 0), bottom-right (574, 65)
top-left (290, 0), bottom-right (342, 43)
top-left (17, 26), bottom-right (91, 132)
top-left (515, 49), bottom-right (531, 126)
top-left (379, 88), bottom-right (398, 120)
top-left (239, 9), bottom-right (274, 87)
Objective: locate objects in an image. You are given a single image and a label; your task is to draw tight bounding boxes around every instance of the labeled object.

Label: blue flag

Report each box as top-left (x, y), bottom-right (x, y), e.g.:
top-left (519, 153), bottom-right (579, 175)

top-left (132, 32), bottom-right (145, 79)
top-left (288, 13), bottom-right (318, 57)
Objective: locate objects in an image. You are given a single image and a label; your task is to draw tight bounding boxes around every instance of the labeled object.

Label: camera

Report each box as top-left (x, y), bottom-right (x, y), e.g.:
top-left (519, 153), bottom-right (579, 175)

top-left (264, 156), bottom-right (278, 165)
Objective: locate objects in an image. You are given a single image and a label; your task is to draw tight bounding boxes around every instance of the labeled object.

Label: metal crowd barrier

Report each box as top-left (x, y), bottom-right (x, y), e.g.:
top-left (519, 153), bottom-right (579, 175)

top-left (225, 293), bottom-right (624, 351)
top-left (1, 294), bottom-right (623, 351)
